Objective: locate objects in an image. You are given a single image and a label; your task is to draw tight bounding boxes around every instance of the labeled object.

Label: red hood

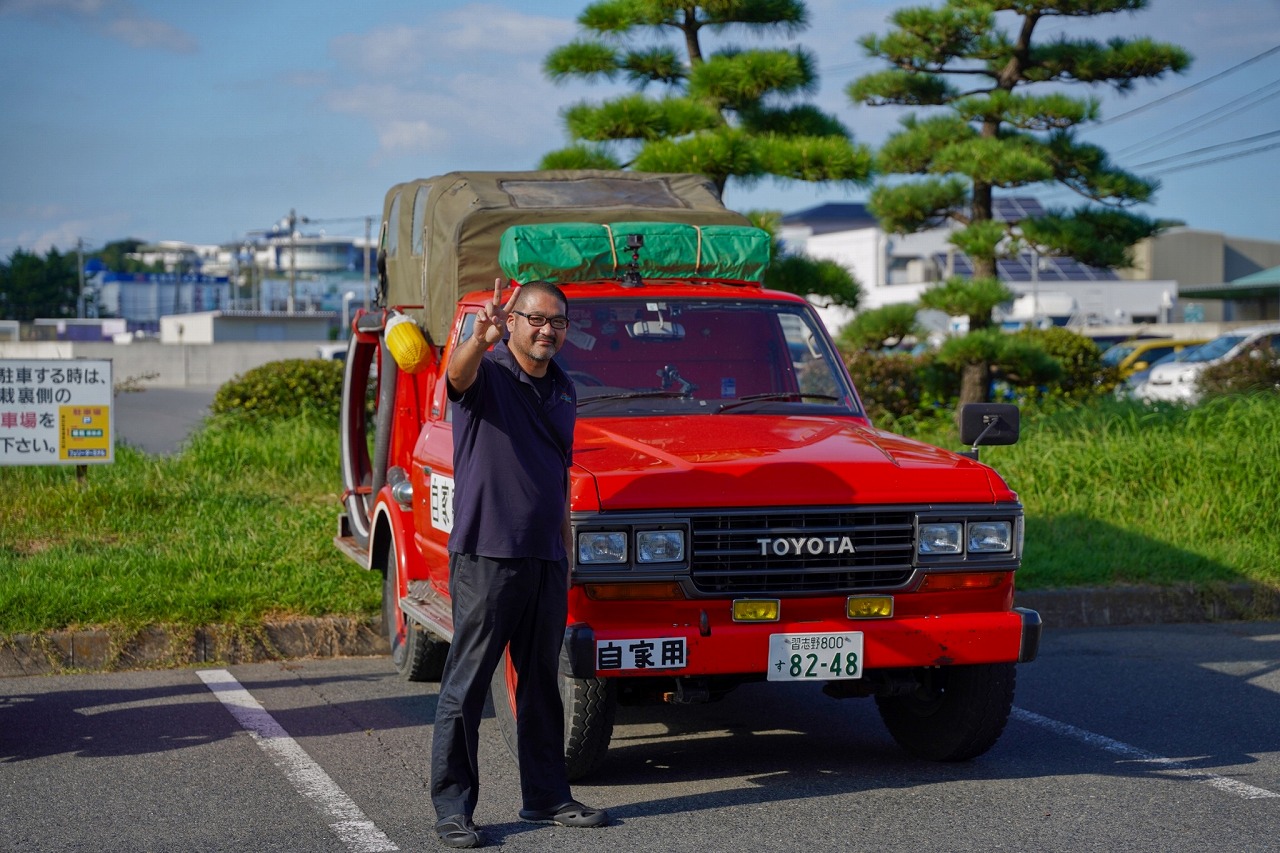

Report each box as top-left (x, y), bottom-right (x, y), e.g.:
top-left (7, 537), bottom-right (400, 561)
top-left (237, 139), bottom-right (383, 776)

top-left (571, 415), bottom-right (1014, 510)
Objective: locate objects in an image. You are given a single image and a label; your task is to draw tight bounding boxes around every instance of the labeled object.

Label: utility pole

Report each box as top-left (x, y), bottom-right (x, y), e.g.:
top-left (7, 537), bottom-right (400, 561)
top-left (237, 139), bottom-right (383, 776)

top-left (76, 238), bottom-right (86, 319)
top-left (287, 208), bottom-right (298, 314)
top-left (1030, 247), bottom-right (1039, 329)
top-left (363, 215), bottom-right (372, 311)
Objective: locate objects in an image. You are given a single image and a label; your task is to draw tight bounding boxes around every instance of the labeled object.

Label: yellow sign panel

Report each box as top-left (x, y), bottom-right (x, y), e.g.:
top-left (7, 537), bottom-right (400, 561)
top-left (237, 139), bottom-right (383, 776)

top-left (59, 405), bottom-right (112, 461)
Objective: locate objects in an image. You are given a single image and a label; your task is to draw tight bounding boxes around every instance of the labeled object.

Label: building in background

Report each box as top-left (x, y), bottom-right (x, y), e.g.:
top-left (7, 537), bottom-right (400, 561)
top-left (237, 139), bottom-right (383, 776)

top-left (158, 310), bottom-right (335, 344)
top-left (96, 272), bottom-right (232, 328)
top-left (79, 229), bottom-right (376, 334)
top-left (779, 199), bottom-right (1280, 334)
top-left (1122, 230), bottom-right (1280, 323)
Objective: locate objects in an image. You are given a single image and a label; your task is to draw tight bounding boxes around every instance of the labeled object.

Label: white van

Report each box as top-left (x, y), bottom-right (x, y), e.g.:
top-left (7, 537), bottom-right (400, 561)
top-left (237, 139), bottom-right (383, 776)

top-left (1140, 322), bottom-right (1280, 403)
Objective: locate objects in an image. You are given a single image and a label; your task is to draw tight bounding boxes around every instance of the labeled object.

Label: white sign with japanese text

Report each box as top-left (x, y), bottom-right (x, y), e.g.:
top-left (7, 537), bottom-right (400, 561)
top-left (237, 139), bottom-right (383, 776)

top-left (0, 359), bottom-right (114, 466)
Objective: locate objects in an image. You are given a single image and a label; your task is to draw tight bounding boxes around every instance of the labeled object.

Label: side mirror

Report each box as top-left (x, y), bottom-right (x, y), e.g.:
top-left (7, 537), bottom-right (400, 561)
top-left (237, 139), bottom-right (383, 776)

top-left (958, 404), bottom-right (1020, 458)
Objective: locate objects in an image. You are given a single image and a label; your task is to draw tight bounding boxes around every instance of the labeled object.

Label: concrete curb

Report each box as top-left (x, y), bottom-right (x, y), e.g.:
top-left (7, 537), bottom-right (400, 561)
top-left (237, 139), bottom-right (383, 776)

top-left (3, 584), bottom-right (1279, 678)
top-left (1015, 583), bottom-right (1280, 629)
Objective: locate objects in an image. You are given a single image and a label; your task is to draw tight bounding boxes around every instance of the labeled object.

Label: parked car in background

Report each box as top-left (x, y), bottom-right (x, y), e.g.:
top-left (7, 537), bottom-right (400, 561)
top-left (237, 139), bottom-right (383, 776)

top-left (1122, 346), bottom-right (1200, 398)
top-left (1101, 337), bottom-right (1208, 380)
top-left (1140, 323), bottom-right (1280, 403)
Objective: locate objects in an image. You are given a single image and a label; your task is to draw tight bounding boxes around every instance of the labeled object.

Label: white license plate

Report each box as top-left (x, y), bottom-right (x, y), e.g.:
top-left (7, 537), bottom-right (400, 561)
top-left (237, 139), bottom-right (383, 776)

top-left (767, 632), bottom-right (864, 681)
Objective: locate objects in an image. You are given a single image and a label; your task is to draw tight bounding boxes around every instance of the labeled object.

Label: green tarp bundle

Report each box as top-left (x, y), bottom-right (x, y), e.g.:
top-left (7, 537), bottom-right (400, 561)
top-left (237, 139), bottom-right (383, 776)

top-left (498, 221), bottom-right (771, 285)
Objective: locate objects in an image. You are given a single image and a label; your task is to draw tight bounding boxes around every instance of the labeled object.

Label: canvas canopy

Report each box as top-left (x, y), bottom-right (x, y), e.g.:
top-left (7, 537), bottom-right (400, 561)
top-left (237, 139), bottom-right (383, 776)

top-left (379, 170), bottom-right (752, 344)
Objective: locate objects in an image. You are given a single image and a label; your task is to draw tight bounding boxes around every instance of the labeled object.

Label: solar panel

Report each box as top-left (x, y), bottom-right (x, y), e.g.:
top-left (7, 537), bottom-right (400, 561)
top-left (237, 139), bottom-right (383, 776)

top-left (993, 197), bottom-right (1047, 221)
top-left (929, 251), bottom-right (1119, 282)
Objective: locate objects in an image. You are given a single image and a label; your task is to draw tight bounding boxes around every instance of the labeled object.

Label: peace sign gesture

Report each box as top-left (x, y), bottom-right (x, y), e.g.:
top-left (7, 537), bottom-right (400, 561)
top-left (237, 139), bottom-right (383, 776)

top-left (474, 277), bottom-right (518, 345)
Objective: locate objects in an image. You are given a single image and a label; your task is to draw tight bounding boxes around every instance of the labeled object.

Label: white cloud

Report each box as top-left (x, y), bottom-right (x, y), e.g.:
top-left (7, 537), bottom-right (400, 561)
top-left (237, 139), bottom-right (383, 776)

top-left (0, 0), bottom-right (197, 53)
top-left (324, 5), bottom-right (580, 161)
top-left (0, 208), bottom-right (133, 256)
top-left (105, 13), bottom-right (196, 53)
top-left (329, 4), bottom-right (574, 77)
top-left (378, 120), bottom-right (447, 154)
top-left (330, 24), bottom-right (424, 77)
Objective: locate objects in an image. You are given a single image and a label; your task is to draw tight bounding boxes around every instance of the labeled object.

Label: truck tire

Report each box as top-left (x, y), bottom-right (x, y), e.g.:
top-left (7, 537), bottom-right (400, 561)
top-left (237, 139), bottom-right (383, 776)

top-left (875, 663), bottom-right (1015, 762)
top-left (489, 651), bottom-right (617, 781)
top-left (340, 329), bottom-right (377, 548)
top-left (382, 541), bottom-right (447, 682)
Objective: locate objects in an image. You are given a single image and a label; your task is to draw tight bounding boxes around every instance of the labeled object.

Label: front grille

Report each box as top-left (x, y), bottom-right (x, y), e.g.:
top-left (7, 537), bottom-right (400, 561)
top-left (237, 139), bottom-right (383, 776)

top-left (689, 508), bottom-right (916, 594)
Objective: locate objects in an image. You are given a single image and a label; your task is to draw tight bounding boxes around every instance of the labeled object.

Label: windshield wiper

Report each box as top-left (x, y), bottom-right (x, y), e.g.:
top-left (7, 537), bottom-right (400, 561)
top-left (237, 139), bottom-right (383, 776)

top-left (715, 392), bottom-right (840, 414)
top-left (577, 390), bottom-right (692, 408)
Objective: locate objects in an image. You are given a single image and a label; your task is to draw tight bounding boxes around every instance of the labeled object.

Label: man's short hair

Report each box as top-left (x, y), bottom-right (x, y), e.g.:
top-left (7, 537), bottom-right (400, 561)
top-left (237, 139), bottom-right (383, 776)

top-left (514, 280), bottom-right (568, 313)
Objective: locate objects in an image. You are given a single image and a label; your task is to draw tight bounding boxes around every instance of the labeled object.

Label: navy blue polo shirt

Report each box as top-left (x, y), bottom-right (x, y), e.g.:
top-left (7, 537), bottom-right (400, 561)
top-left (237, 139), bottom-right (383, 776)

top-left (447, 339), bottom-right (576, 561)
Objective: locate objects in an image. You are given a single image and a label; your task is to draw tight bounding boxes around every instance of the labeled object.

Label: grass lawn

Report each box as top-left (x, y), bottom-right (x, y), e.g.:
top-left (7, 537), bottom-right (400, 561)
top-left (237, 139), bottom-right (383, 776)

top-left (2, 395), bottom-right (1277, 636)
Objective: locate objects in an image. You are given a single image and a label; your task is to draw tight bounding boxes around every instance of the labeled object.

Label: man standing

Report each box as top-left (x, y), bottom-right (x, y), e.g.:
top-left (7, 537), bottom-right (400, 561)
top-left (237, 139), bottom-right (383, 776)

top-left (431, 278), bottom-right (609, 849)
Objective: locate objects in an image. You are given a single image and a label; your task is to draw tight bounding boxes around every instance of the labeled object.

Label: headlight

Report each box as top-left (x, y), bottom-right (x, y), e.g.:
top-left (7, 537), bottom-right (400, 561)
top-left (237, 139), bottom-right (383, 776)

top-left (919, 522), bottom-right (963, 554)
top-left (578, 531), bottom-right (626, 564)
top-left (968, 521), bottom-right (1012, 553)
top-left (636, 530), bottom-right (684, 563)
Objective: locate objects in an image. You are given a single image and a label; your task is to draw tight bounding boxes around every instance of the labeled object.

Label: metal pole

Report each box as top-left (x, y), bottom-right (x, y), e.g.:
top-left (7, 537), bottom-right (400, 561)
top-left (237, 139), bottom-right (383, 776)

top-left (76, 238), bottom-right (85, 319)
top-left (342, 291), bottom-right (356, 339)
top-left (288, 208), bottom-right (297, 315)
top-left (1031, 248), bottom-right (1040, 329)
top-left (363, 216), bottom-right (372, 311)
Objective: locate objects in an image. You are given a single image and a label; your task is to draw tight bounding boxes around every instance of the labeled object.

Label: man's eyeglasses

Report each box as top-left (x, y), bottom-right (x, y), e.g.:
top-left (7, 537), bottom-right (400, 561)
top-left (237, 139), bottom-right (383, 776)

top-left (513, 310), bottom-right (569, 330)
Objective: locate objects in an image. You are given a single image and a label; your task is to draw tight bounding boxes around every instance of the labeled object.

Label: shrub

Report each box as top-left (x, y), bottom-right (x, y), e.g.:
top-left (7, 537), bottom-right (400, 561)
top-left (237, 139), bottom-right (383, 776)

top-left (1013, 325), bottom-right (1118, 402)
top-left (844, 349), bottom-right (958, 430)
top-left (212, 358), bottom-right (346, 423)
top-left (1198, 343), bottom-right (1280, 399)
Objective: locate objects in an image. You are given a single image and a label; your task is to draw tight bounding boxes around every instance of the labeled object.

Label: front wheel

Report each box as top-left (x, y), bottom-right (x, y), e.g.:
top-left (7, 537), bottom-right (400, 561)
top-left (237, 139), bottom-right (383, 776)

top-left (382, 541), bottom-right (447, 682)
top-left (875, 663), bottom-right (1015, 762)
top-left (490, 650), bottom-right (617, 781)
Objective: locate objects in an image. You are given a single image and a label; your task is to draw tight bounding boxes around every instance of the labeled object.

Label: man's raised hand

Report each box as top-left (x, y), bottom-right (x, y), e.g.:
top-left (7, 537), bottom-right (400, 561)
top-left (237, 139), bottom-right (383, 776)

top-left (476, 277), bottom-right (518, 345)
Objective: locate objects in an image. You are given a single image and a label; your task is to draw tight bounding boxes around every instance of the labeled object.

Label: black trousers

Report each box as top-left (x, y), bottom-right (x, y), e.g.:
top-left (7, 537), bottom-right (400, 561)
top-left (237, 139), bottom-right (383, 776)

top-left (430, 552), bottom-right (571, 819)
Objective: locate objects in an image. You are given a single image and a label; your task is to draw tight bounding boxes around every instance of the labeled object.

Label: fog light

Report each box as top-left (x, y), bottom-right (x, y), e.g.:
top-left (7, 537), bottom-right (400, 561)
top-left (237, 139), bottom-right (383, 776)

top-left (732, 599), bottom-right (780, 622)
top-left (847, 595), bottom-right (893, 619)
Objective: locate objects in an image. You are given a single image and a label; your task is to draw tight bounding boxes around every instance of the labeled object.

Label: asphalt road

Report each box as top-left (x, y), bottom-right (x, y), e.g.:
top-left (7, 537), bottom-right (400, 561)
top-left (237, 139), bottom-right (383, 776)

top-left (113, 385), bottom-right (219, 455)
top-left (3, 621), bottom-right (1278, 853)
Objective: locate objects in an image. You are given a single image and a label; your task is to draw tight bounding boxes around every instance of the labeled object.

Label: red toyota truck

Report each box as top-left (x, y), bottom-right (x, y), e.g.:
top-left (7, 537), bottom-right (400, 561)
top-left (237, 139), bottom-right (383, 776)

top-left (337, 170), bottom-right (1040, 779)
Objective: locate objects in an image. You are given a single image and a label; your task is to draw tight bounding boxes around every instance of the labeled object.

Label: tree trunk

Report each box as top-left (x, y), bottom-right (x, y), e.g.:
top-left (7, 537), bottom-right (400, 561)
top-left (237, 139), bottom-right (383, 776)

top-left (959, 361), bottom-right (990, 406)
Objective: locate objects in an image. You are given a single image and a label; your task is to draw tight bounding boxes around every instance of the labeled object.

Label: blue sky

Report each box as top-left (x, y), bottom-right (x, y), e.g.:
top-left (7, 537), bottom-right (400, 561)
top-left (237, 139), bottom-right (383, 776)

top-left (2, 0), bottom-right (1278, 259)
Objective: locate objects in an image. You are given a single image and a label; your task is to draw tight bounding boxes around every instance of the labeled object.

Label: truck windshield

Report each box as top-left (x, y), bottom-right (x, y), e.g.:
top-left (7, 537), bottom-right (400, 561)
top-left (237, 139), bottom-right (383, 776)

top-left (555, 298), bottom-right (861, 417)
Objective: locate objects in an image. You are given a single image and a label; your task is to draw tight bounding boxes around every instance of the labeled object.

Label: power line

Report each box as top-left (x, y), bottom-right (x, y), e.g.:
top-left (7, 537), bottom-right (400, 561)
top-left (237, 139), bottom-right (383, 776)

top-left (1144, 139), bottom-right (1280, 177)
top-left (1129, 128), bottom-right (1280, 169)
top-left (1095, 43), bottom-right (1280, 126)
top-left (1114, 77), bottom-right (1280, 158)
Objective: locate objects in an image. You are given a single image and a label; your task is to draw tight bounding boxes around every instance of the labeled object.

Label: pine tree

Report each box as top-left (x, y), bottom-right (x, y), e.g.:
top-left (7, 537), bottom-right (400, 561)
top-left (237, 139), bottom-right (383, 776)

top-left (848, 0), bottom-right (1190, 402)
top-left (542, 0), bottom-right (873, 197)
top-left (848, 0), bottom-right (1190, 281)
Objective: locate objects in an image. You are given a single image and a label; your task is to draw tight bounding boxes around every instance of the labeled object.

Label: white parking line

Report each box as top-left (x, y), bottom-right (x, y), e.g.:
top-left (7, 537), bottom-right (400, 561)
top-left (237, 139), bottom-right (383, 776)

top-left (1013, 706), bottom-right (1280, 801)
top-left (198, 668), bottom-right (399, 852)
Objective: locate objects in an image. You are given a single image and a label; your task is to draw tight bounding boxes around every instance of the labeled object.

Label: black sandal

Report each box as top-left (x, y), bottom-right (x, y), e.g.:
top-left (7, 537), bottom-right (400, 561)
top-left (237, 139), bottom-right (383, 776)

top-left (518, 800), bottom-right (609, 828)
top-left (435, 814), bottom-right (485, 848)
